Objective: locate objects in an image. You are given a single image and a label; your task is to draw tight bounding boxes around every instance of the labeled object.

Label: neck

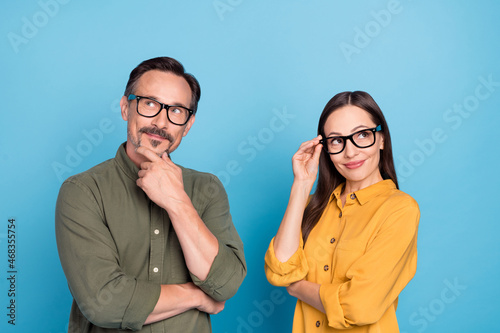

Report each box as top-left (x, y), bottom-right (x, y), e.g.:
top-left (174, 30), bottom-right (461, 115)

top-left (343, 174), bottom-right (384, 195)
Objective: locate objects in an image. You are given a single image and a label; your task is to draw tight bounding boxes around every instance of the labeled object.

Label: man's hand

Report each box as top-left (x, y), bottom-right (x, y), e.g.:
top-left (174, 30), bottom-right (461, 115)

top-left (136, 146), bottom-right (187, 211)
top-left (183, 282), bottom-right (225, 314)
top-left (197, 291), bottom-right (225, 314)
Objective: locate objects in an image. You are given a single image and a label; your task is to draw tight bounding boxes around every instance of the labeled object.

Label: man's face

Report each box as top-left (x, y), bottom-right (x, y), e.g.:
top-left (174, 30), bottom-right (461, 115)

top-left (120, 70), bottom-right (195, 164)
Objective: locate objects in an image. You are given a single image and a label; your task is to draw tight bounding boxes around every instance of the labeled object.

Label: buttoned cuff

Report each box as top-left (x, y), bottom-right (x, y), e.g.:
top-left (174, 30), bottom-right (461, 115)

top-left (122, 280), bottom-right (161, 330)
top-left (264, 237), bottom-right (309, 287)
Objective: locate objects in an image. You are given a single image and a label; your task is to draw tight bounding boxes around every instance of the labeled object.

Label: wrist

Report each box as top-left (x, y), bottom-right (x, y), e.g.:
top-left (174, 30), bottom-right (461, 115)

top-left (181, 283), bottom-right (202, 309)
top-left (291, 180), bottom-right (314, 198)
top-left (287, 281), bottom-right (301, 298)
top-left (161, 191), bottom-right (191, 215)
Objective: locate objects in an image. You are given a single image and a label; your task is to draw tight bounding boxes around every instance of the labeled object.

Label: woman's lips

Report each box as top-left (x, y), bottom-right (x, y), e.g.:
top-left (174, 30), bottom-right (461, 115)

top-left (344, 160), bottom-right (365, 169)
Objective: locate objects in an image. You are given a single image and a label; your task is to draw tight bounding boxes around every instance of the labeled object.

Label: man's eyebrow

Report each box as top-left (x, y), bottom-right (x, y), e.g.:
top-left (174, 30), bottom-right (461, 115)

top-left (142, 95), bottom-right (190, 108)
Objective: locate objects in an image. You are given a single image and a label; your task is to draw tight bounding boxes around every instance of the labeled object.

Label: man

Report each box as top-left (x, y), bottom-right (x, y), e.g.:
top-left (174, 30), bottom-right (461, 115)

top-left (56, 57), bottom-right (246, 332)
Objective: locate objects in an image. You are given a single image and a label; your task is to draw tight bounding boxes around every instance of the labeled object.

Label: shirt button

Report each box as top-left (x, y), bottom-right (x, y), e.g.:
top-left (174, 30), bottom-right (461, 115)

top-left (324, 265), bottom-right (329, 271)
top-left (339, 212), bottom-right (342, 218)
top-left (350, 193), bottom-right (356, 200)
top-left (330, 238), bottom-right (336, 244)
top-left (154, 229), bottom-right (160, 235)
top-left (153, 267), bottom-right (159, 273)
top-left (316, 321), bottom-right (320, 327)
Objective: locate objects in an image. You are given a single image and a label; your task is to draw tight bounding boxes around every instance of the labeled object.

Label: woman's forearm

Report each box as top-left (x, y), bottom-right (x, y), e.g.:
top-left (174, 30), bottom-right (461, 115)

top-left (273, 180), bottom-right (313, 262)
top-left (287, 280), bottom-right (325, 313)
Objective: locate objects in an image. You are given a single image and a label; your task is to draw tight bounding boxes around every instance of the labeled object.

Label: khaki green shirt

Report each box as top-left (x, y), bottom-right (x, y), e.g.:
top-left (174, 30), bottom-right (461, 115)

top-left (56, 143), bottom-right (246, 332)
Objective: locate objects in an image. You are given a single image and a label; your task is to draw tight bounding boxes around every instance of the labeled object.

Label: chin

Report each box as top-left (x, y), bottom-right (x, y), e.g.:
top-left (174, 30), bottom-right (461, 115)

top-left (341, 169), bottom-right (367, 183)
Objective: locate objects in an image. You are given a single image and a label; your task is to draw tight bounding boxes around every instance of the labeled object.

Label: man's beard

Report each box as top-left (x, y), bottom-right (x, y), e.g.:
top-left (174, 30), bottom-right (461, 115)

top-left (129, 126), bottom-right (174, 157)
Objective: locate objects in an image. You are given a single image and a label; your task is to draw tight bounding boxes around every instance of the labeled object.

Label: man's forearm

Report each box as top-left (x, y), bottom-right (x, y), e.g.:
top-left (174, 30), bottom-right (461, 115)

top-left (144, 283), bottom-right (198, 324)
top-left (145, 282), bottom-right (224, 325)
top-left (165, 194), bottom-right (219, 281)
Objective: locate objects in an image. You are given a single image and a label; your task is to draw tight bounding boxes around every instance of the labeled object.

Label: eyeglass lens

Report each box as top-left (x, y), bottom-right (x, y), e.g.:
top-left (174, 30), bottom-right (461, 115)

top-left (137, 97), bottom-right (190, 125)
top-left (326, 129), bottom-right (376, 154)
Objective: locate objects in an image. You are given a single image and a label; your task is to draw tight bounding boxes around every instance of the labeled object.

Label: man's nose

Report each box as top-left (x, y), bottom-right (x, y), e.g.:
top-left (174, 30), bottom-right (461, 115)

top-left (151, 107), bottom-right (171, 128)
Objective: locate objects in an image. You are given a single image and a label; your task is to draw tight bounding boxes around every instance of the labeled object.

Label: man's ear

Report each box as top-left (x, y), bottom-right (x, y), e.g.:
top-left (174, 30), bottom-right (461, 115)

top-left (120, 96), bottom-right (129, 121)
top-left (182, 115), bottom-right (195, 137)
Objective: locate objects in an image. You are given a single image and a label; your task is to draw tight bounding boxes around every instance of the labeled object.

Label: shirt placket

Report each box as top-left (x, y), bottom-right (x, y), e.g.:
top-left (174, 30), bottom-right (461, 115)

top-left (337, 192), bottom-right (358, 237)
top-left (310, 200), bottom-right (340, 330)
top-left (149, 201), bottom-right (166, 333)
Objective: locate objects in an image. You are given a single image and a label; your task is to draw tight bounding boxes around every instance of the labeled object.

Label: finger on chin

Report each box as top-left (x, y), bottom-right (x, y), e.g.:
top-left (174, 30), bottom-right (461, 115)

top-left (137, 146), bottom-right (160, 161)
top-left (162, 152), bottom-right (173, 163)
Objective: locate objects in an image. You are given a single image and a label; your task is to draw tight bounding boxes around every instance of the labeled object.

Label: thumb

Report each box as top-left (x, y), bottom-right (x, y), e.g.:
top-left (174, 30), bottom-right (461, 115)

top-left (312, 142), bottom-right (323, 162)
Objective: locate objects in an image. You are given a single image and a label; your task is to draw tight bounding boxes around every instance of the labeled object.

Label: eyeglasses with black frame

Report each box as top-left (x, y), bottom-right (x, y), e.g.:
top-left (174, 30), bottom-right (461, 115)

top-left (320, 125), bottom-right (382, 155)
top-left (127, 94), bottom-right (193, 126)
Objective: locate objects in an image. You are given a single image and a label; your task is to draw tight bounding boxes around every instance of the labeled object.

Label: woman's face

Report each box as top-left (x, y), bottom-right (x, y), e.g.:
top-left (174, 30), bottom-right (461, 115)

top-left (323, 105), bottom-right (384, 190)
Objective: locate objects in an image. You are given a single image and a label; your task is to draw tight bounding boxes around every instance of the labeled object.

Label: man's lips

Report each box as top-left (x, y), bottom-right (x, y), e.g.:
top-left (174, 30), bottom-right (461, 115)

top-left (145, 132), bottom-right (167, 140)
top-left (344, 160), bottom-right (365, 169)
top-left (139, 127), bottom-right (172, 142)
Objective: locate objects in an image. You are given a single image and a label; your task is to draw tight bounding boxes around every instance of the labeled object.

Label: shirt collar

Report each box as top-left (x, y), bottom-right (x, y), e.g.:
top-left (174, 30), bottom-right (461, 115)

top-left (115, 142), bottom-right (140, 181)
top-left (332, 179), bottom-right (397, 206)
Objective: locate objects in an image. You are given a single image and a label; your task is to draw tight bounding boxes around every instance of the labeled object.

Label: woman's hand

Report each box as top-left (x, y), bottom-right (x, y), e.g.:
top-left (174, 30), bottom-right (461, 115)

top-left (292, 135), bottom-right (323, 184)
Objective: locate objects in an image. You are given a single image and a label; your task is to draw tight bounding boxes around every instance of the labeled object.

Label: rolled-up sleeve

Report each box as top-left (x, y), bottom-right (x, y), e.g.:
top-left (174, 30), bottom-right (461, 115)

top-left (190, 175), bottom-right (247, 302)
top-left (55, 179), bottom-right (160, 331)
top-left (264, 236), bottom-right (309, 287)
top-left (319, 198), bottom-right (419, 329)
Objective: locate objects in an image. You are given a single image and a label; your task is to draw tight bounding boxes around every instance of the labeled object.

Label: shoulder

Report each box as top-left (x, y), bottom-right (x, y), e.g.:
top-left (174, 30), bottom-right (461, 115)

top-left (178, 165), bottom-right (223, 187)
top-left (376, 188), bottom-right (420, 231)
top-left (178, 165), bottom-right (218, 182)
top-left (60, 157), bottom-right (117, 193)
top-left (384, 188), bottom-right (420, 213)
top-left (178, 165), bottom-right (228, 202)
top-left (56, 159), bottom-right (119, 219)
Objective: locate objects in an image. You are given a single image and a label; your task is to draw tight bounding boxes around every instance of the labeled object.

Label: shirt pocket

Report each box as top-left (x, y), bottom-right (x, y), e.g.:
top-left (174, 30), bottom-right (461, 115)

top-left (332, 239), bottom-right (366, 280)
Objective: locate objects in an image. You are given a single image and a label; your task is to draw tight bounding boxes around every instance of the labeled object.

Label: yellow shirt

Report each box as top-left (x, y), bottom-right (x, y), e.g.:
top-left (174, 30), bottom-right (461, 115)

top-left (265, 180), bottom-right (419, 332)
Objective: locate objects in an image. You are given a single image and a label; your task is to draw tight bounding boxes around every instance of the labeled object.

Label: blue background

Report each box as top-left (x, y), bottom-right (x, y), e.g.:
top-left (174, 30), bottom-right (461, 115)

top-left (1, 1), bottom-right (499, 332)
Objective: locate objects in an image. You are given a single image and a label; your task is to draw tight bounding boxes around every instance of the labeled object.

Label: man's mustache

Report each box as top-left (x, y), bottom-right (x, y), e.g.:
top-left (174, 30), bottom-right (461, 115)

top-left (139, 127), bottom-right (173, 142)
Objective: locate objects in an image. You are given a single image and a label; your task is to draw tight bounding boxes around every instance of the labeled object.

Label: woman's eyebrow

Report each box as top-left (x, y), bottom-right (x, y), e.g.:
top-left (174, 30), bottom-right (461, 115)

top-left (326, 125), bottom-right (371, 137)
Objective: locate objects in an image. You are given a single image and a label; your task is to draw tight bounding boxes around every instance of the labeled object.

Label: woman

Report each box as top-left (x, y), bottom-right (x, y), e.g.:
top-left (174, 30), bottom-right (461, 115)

top-left (265, 91), bottom-right (419, 332)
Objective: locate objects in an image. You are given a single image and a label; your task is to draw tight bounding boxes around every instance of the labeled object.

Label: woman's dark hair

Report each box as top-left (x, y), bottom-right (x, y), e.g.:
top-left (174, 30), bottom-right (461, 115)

top-left (301, 91), bottom-right (398, 243)
top-left (124, 56), bottom-right (201, 114)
